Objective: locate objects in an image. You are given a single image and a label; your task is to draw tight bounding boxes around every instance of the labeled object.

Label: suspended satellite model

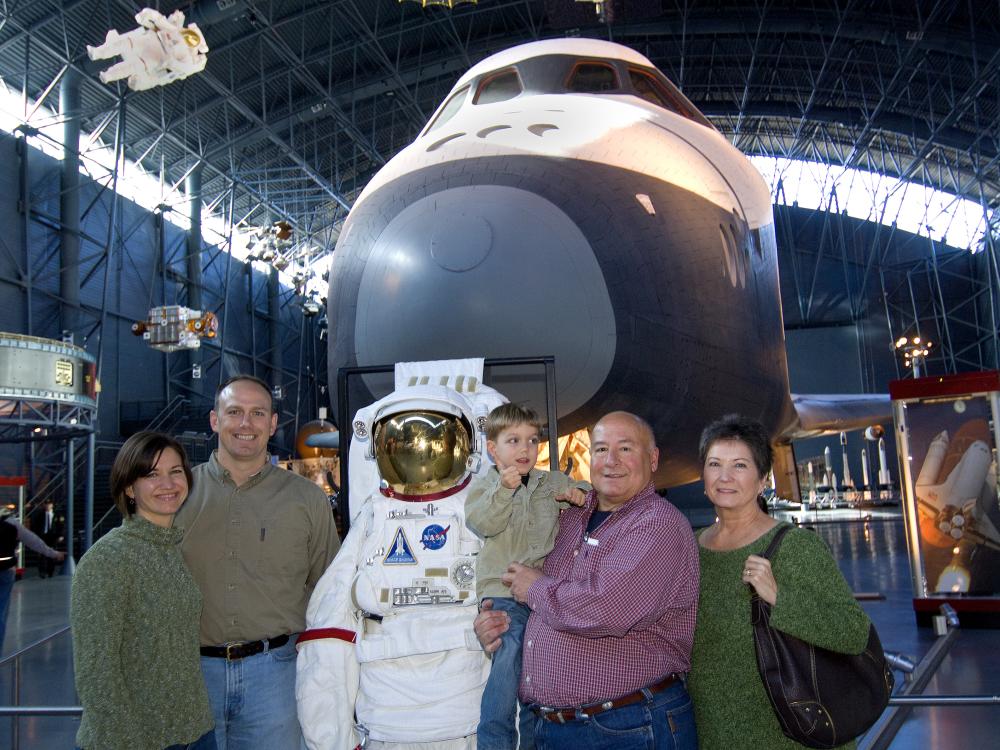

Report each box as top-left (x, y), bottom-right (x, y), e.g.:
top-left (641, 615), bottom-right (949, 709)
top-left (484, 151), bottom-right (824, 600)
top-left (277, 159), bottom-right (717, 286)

top-left (132, 306), bottom-right (217, 352)
top-left (87, 8), bottom-right (208, 91)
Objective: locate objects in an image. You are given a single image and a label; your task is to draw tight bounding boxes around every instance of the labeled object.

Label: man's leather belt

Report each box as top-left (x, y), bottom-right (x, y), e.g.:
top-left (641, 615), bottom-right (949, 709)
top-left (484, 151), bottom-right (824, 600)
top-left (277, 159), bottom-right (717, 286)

top-left (200, 634), bottom-right (290, 661)
top-left (533, 673), bottom-right (680, 723)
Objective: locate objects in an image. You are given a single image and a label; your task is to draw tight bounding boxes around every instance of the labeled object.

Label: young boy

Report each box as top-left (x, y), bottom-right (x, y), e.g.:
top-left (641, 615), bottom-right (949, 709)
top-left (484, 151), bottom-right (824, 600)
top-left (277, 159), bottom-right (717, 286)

top-left (466, 403), bottom-right (590, 750)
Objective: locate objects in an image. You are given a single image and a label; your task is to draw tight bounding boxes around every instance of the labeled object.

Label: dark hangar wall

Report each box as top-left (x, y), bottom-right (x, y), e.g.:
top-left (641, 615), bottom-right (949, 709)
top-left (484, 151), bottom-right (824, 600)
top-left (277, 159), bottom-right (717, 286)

top-left (0, 131), bottom-right (324, 461)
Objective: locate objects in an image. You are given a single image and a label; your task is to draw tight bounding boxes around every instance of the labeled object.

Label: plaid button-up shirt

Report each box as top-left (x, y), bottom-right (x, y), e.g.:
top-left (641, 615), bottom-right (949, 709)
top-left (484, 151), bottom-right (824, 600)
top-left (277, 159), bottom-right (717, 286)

top-left (521, 482), bottom-right (699, 706)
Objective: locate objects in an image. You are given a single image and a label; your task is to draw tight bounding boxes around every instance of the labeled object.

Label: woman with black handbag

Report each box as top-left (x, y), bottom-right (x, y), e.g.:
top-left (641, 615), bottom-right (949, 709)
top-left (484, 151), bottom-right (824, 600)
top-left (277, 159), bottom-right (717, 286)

top-left (688, 414), bottom-right (885, 749)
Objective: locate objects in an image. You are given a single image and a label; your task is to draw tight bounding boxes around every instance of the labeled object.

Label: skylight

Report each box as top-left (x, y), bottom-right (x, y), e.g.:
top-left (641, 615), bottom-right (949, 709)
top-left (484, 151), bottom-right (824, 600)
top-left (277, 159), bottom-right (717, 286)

top-left (750, 156), bottom-right (990, 252)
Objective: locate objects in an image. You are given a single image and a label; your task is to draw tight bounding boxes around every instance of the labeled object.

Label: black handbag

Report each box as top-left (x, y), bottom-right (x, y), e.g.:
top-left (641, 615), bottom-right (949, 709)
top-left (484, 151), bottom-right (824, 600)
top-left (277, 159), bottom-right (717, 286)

top-left (750, 524), bottom-right (894, 748)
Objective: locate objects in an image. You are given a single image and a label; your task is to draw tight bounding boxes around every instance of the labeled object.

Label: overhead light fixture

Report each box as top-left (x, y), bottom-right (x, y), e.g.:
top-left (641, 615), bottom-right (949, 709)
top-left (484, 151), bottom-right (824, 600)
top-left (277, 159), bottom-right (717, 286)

top-left (894, 333), bottom-right (933, 377)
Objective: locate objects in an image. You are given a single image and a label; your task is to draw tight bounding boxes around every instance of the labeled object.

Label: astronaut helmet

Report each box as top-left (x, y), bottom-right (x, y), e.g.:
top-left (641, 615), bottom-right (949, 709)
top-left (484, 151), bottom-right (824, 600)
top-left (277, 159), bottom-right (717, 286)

top-left (372, 404), bottom-right (475, 500)
top-left (180, 24), bottom-right (209, 54)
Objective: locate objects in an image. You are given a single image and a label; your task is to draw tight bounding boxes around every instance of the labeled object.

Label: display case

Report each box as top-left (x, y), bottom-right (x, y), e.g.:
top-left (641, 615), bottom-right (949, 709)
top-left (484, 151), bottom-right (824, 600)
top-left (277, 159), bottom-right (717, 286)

top-left (890, 371), bottom-right (1000, 626)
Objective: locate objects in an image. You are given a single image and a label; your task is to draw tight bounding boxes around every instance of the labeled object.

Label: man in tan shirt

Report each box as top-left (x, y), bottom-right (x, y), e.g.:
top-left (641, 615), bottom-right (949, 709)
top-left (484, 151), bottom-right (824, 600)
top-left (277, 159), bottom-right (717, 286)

top-left (176, 375), bottom-right (340, 749)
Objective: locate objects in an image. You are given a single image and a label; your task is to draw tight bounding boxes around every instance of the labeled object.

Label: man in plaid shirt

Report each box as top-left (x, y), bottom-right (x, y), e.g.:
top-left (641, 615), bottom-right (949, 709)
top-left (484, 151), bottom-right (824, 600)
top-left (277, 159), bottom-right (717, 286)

top-left (475, 411), bottom-right (699, 750)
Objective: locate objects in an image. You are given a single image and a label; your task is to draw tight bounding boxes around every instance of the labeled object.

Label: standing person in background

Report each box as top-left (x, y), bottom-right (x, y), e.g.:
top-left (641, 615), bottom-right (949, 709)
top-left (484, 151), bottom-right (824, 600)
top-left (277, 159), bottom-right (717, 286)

top-left (71, 431), bottom-right (215, 750)
top-left (29, 499), bottom-right (65, 578)
top-left (175, 375), bottom-right (340, 750)
top-left (689, 414), bottom-right (871, 750)
top-left (0, 505), bottom-right (65, 652)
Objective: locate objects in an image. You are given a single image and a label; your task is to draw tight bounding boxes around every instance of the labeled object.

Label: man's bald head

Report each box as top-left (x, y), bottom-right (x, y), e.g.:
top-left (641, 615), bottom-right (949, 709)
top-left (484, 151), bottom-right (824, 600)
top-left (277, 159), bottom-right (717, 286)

top-left (593, 411), bottom-right (656, 450)
top-left (589, 411), bottom-right (659, 511)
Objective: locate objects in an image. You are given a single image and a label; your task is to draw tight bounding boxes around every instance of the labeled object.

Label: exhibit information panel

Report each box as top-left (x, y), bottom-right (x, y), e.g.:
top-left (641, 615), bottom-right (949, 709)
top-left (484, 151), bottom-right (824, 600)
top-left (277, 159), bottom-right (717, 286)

top-left (890, 371), bottom-right (1000, 626)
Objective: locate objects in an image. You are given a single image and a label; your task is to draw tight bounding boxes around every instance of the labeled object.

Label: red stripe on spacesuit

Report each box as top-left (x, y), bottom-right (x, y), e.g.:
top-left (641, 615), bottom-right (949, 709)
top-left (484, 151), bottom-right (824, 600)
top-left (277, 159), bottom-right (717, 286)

top-left (379, 473), bottom-right (472, 502)
top-left (297, 627), bottom-right (358, 645)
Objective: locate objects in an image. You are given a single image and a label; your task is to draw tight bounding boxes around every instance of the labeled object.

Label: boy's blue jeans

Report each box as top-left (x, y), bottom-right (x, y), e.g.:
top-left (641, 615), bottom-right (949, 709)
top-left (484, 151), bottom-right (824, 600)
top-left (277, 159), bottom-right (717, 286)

top-left (477, 597), bottom-right (534, 750)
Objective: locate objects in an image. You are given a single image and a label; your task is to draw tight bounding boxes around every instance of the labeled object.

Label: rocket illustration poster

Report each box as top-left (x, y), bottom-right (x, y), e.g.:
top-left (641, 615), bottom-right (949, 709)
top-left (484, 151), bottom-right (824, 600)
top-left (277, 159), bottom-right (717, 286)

top-left (904, 396), bottom-right (1000, 596)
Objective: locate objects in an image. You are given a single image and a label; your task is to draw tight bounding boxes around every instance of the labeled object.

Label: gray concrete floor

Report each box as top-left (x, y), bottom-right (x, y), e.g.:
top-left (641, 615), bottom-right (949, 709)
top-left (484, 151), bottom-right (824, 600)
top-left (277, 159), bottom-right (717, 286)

top-left (0, 513), bottom-right (997, 749)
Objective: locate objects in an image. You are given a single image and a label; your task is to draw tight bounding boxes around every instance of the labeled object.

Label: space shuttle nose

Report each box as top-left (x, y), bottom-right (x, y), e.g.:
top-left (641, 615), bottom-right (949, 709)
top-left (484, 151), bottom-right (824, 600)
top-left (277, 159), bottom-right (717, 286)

top-left (428, 213), bottom-right (493, 272)
top-left (346, 182), bottom-right (617, 415)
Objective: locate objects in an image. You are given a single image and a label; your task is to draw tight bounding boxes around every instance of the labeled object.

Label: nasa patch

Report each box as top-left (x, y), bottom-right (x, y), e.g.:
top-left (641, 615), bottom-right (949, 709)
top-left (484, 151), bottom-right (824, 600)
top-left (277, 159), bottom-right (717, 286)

top-left (384, 528), bottom-right (417, 565)
top-left (420, 524), bottom-right (450, 550)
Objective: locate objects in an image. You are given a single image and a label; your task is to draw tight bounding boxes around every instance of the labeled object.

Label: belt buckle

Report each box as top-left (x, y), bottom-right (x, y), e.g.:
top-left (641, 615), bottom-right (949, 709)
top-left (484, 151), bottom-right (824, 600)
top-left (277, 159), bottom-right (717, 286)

top-left (538, 707), bottom-right (570, 724)
top-left (224, 643), bottom-right (240, 661)
top-left (545, 709), bottom-right (568, 725)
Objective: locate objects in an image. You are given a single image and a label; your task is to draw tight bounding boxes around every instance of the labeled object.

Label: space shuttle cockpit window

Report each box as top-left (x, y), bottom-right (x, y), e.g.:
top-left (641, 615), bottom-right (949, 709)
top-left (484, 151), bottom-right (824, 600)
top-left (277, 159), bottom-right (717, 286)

top-left (566, 61), bottom-right (619, 93)
top-left (629, 69), bottom-right (684, 113)
top-left (425, 84), bottom-right (470, 134)
top-left (474, 68), bottom-right (522, 105)
top-left (628, 67), bottom-right (716, 130)
top-left (373, 410), bottom-right (472, 498)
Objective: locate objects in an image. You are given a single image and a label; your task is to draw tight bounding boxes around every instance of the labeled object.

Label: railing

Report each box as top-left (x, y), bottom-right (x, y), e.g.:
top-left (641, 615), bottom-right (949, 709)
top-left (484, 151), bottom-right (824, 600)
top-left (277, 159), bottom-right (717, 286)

top-left (858, 604), bottom-right (1000, 750)
top-left (23, 441), bottom-right (120, 518)
top-left (19, 441), bottom-right (121, 567)
top-left (145, 395), bottom-right (192, 432)
top-left (0, 626), bottom-right (80, 750)
top-left (87, 503), bottom-right (121, 542)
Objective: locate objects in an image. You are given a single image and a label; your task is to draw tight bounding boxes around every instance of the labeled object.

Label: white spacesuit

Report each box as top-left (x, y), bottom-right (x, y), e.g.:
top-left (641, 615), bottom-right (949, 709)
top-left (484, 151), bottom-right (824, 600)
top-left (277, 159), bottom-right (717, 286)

top-left (87, 8), bottom-right (208, 91)
top-left (297, 359), bottom-right (506, 749)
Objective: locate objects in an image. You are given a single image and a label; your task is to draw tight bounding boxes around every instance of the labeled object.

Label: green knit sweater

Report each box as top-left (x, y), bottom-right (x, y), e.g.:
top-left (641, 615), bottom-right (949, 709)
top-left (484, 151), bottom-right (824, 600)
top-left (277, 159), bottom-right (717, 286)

top-left (71, 516), bottom-right (213, 749)
top-left (689, 524), bottom-right (871, 750)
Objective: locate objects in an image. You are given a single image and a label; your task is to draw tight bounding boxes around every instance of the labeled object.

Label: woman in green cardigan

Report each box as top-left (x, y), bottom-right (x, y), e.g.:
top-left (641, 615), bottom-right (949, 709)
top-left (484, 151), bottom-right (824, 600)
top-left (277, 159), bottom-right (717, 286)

top-left (71, 431), bottom-right (215, 750)
top-left (688, 415), bottom-right (872, 750)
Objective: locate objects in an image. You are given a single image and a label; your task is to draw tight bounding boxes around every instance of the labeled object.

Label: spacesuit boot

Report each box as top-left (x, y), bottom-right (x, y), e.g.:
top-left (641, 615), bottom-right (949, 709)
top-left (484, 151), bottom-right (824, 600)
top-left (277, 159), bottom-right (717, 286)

top-left (85, 29), bottom-right (121, 61)
top-left (297, 359), bottom-right (506, 749)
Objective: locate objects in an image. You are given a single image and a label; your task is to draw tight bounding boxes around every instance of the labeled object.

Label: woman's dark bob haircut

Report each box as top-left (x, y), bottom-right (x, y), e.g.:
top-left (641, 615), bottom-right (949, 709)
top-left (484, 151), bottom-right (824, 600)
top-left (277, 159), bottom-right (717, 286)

top-left (110, 431), bottom-right (194, 518)
top-left (698, 414), bottom-right (773, 480)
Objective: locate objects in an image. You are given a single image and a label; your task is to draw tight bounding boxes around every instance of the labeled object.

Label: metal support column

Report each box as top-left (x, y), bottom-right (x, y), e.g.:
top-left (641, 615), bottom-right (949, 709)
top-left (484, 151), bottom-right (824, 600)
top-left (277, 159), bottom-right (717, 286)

top-left (268, 268), bottom-right (282, 444)
top-left (59, 69), bottom-right (81, 339)
top-left (268, 268), bottom-right (281, 388)
top-left (187, 165), bottom-right (204, 394)
top-left (84, 431), bottom-right (95, 553)
top-left (65, 439), bottom-right (75, 563)
top-left (16, 132), bottom-right (32, 336)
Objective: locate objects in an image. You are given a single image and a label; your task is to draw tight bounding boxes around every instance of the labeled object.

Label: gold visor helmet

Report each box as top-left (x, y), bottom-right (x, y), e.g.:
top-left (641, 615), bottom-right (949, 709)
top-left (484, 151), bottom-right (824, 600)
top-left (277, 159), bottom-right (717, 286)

top-left (374, 409), bottom-right (472, 497)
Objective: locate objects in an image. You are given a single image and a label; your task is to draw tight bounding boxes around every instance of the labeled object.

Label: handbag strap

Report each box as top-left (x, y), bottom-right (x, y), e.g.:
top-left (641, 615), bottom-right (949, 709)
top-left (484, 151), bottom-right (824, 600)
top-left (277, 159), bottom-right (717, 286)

top-left (759, 522), bottom-right (793, 561)
top-left (749, 523), bottom-right (793, 611)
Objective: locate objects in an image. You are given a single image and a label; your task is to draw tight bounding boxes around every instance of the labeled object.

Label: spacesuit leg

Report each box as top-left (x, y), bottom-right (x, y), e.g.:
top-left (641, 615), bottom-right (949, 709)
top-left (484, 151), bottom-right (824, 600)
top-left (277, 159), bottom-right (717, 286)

top-left (85, 30), bottom-right (122, 61)
top-left (98, 60), bottom-right (142, 84)
top-left (126, 71), bottom-right (168, 92)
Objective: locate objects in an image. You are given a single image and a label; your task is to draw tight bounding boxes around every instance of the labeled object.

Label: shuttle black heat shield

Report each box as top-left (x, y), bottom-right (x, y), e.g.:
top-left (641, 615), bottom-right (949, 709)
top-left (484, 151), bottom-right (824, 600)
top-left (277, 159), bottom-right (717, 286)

top-left (328, 155), bottom-right (794, 486)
